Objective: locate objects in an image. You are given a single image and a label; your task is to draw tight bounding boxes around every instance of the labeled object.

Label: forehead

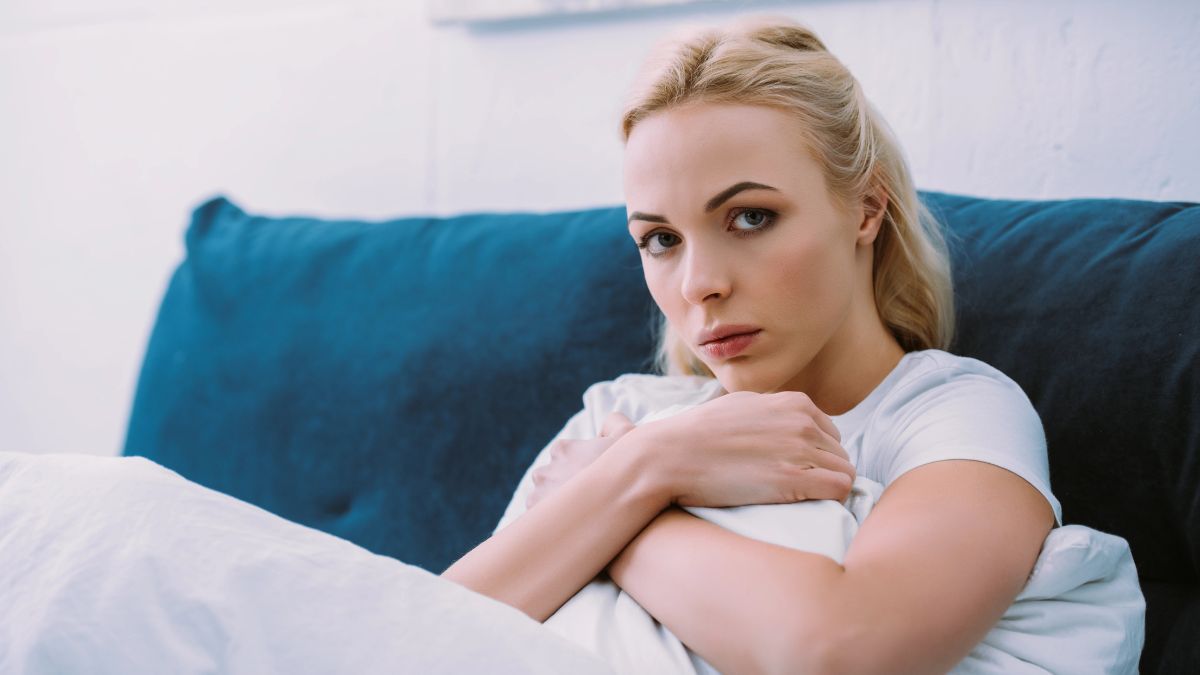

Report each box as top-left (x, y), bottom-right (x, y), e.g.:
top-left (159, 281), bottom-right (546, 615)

top-left (623, 103), bottom-right (822, 205)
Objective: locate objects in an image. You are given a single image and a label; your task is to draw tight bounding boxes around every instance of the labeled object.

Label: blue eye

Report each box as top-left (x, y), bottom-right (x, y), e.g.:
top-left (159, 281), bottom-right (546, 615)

top-left (637, 232), bottom-right (681, 257)
top-left (636, 208), bottom-right (777, 259)
top-left (730, 208), bottom-right (776, 234)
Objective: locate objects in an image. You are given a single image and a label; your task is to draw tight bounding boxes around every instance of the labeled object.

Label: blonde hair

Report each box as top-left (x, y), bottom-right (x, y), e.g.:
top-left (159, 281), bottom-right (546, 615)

top-left (620, 17), bottom-right (955, 377)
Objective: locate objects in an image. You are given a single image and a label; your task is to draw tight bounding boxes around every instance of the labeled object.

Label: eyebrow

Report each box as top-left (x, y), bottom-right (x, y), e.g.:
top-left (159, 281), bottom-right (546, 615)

top-left (627, 181), bottom-right (780, 225)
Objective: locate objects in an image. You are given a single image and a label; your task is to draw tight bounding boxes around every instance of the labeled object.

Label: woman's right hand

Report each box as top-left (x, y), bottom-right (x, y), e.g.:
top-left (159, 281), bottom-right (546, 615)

top-left (637, 390), bottom-right (856, 508)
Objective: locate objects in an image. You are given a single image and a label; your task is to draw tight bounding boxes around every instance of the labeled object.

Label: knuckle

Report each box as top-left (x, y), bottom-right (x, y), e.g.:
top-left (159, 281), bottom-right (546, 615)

top-left (841, 458), bottom-right (857, 479)
top-left (789, 482), bottom-right (810, 502)
top-left (834, 473), bottom-right (853, 499)
top-left (829, 422), bottom-right (843, 443)
top-left (822, 468), bottom-right (851, 496)
top-left (784, 390), bottom-right (813, 407)
top-left (797, 418), bottom-right (820, 438)
top-left (771, 391), bottom-right (815, 417)
top-left (729, 391), bottom-right (757, 405)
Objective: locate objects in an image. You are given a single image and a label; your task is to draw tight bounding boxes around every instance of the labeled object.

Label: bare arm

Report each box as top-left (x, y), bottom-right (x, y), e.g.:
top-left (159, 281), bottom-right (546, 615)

top-left (607, 460), bottom-right (1055, 675)
top-left (443, 390), bottom-right (856, 627)
top-left (440, 430), bottom-right (668, 622)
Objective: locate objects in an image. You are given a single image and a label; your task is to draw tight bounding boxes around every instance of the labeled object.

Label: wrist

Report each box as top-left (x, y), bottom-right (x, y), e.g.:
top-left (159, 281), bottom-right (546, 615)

top-left (602, 422), bottom-right (677, 511)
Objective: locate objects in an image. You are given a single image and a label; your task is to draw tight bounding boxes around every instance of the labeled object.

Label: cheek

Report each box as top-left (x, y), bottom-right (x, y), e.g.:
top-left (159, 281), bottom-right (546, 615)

top-left (643, 264), bottom-right (689, 328)
top-left (761, 237), bottom-right (849, 318)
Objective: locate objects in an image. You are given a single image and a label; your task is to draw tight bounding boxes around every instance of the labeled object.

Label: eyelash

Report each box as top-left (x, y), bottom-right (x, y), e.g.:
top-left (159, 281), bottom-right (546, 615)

top-left (636, 207), bottom-right (778, 258)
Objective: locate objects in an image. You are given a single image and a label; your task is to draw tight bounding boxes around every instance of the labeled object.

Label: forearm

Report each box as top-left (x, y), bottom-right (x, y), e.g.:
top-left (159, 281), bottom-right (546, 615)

top-left (606, 507), bottom-right (849, 675)
top-left (441, 436), bottom-right (669, 623)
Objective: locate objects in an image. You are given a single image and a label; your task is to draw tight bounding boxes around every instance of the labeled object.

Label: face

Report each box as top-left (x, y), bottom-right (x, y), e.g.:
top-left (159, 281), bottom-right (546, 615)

top-left (623, 103), bottom-right (881, 394)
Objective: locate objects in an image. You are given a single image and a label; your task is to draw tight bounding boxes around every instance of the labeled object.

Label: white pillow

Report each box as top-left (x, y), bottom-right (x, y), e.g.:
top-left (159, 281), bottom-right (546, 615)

top-left (0, 451), bottom-right (612, 675)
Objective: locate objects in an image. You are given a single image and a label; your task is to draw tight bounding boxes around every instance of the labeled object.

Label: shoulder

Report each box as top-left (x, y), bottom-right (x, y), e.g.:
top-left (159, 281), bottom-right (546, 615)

top-left (876, 349), bottom-right (1043, 443)
top-left (881, 350), bottom-right (1037, 420)
top-left (894, 349), bottom-right (1026, 389)
top-left (581, 373), bottom-right (723, 428)
top-left (867, 350), bottom-right (1061, 524)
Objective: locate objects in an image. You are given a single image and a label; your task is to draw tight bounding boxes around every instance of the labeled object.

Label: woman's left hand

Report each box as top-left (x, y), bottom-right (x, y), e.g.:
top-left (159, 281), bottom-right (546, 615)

top-left (526, 412), bottom-right (636, 510)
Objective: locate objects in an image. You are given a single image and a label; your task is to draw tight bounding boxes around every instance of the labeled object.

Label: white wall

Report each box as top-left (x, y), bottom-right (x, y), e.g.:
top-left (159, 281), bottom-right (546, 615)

top-left (2, 0), bottom-right (1197, 456)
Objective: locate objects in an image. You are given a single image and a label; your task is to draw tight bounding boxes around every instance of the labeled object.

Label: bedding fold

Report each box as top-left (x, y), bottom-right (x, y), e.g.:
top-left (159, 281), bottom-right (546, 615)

top-left (0, 452), bottom-right (613, 675)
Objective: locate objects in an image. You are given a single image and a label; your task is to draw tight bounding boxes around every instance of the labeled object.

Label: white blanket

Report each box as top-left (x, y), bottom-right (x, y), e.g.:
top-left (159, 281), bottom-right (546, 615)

top-left (0, 451), bottom-right (612, 675)
top-left (0, 448), bottom-right (1145, 674)
top-left (542, 404), bottom-right (1146, 674)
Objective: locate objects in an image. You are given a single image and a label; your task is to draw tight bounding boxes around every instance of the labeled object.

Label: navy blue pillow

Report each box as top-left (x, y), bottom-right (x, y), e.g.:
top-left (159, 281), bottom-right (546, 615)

top-left (124, 197), bottom-right (657, 573)
top-left (926, 193), bottom-right (1199, 577)
top-left (924, 192), bottom-right (1199, 673)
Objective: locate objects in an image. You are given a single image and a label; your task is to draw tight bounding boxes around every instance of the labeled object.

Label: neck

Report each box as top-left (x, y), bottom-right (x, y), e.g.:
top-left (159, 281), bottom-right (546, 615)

top-left (781, 305), bottom-right (905, 416)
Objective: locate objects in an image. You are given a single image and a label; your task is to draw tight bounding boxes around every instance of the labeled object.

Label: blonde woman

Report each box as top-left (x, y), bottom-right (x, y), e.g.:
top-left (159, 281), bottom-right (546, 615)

top-left (444, 17), bottom-right (1095, 674)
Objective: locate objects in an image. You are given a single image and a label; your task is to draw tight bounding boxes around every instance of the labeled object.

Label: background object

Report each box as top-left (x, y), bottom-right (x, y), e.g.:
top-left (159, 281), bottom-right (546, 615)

top-left (2, 2), bottom-right (1198, 461)
top-left (428, 0), bottom-right (739, 24)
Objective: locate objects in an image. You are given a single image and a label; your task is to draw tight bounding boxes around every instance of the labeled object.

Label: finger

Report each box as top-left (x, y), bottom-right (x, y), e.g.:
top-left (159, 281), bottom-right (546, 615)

top-left (776, 391), bottom-right (841, 444)
top-left (808, 407), bottom-right (842, 445)
top-left (805, 447), bottom-right (857, 482)
top-left (815, 432), bottom-right (851, 462)
top-left (550, 439), bottom-right (581, 460)
top-left (792, 441), bottom-right (859, 478)
top-left (599, 411), bottom-right (634, 438)
top-left (790, 467), bottom-right (854, 502)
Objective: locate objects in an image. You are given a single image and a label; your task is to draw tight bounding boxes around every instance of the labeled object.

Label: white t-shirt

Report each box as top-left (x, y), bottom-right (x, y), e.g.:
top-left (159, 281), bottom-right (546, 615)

top-left (496, 349), bottom-right (1062, 534)
top-left (490, 349), bottom-right (1104, 674)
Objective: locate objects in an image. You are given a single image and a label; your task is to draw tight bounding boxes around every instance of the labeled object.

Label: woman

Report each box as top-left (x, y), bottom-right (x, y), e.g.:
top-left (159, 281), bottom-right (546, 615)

top-left (443, 17), bottom-right (1060, 674)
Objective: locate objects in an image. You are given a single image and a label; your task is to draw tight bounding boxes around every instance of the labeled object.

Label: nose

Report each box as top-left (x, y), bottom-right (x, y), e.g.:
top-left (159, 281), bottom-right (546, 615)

top-left (679, 240), bottom-right (733, 305)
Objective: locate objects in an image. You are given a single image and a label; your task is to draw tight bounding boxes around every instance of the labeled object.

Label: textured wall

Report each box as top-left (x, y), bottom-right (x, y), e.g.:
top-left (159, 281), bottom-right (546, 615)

top-left (2, 0), bottom-right (1197, 456)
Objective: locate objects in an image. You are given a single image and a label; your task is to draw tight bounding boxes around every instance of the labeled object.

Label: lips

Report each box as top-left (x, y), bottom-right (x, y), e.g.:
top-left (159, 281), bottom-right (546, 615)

top-left (697, 324), bottom-right (762, 361)
top-left (697, 324), bottom-right (762, 346)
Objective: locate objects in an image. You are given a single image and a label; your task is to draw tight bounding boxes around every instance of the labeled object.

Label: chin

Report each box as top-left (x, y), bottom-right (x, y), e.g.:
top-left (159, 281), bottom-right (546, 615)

top-left (710, 360), bottom-right (778, 394)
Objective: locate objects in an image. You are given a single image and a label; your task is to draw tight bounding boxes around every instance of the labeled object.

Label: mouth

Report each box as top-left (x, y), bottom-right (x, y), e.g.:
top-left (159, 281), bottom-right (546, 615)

top-left (699, 329), bottom-right (761, 360)
top-left (698, 324), bottom-right (762, 346)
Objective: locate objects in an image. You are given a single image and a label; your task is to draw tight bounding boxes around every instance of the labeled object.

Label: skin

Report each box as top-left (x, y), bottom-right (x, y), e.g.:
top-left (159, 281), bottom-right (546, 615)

top-left (623, 102), bottom-right (904, 413)
top-left (445, 102), bottom-right (1056, 674)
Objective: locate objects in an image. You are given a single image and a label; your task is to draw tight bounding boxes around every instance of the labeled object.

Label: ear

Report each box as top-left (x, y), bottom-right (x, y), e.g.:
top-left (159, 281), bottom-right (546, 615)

top-left (856, 186), bottom-right (889, 248)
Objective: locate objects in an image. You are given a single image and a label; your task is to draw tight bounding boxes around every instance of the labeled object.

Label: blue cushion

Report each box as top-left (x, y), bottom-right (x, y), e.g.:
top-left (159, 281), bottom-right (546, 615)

top-left (124, 197), bottom-right (656, 572)
top-left (125, 192), bottom-right (1199, 672)
top-left (923, 193), bottom-right (1200, 672)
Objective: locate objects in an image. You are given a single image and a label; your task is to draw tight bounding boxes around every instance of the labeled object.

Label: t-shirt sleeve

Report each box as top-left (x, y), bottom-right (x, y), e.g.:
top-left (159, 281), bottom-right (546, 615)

top-left (874, 366), bottom-right (1063, 527)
